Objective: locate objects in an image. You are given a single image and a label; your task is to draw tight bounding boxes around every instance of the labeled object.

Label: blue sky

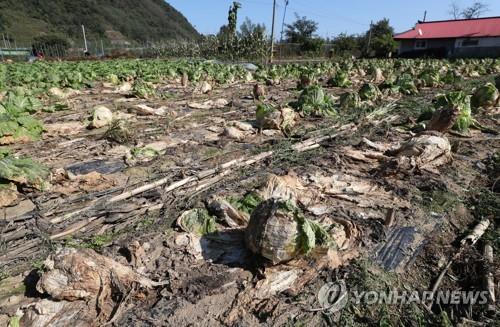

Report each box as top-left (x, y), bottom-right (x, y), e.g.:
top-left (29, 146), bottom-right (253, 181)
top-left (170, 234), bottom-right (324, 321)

top-left (168, 0), bottom-right (500, 38)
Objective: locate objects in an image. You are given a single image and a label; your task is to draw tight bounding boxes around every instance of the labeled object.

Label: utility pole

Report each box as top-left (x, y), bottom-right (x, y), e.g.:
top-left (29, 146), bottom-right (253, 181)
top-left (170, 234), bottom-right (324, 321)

top-left (280, 0), bottom-right (289, 43)
top-left (423, 10), bottom-right (427, 22)
top-left (366, 20), bottom-right (373, 56)
top-left (82, 25), bottom-right (88, 54)
top-left (270, 0), bottom-right (277, 63)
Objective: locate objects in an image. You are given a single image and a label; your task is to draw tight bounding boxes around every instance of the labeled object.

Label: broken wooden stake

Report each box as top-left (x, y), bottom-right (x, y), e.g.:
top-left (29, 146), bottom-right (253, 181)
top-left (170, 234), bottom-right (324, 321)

top-left (483, 243), bottom-right (495, 313)
top-left (426, 218), bottom-right (490, 310)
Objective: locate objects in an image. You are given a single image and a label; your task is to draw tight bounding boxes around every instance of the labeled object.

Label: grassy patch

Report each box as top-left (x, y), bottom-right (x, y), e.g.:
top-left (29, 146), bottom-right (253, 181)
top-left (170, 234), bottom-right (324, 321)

top-left (64, 232), bottom-right (116, 250)
top-left (336, 260), bottom-right (438, 326)
top-left (423, 190), bottom-right (461, 214)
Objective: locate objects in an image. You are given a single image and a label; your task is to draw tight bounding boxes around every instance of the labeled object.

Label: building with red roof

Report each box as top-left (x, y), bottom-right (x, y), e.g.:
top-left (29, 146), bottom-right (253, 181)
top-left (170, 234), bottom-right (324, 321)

top-left (393, 16), bottom-right (500, 58)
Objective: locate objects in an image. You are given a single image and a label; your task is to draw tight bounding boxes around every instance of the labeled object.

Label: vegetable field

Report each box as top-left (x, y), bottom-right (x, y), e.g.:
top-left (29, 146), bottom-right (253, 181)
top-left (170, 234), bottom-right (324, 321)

top-left (0, 58), bottom-right (499, 326)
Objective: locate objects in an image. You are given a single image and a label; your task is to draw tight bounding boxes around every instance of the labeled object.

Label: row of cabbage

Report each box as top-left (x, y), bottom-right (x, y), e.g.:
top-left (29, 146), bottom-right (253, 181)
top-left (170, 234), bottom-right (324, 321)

top-left (0, 58), bottom-right (499, 93)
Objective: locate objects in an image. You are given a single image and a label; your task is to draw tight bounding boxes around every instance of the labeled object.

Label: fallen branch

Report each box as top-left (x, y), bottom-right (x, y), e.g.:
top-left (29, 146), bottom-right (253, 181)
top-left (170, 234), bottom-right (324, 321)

top-left (426, 219), bottom-right (490, 310)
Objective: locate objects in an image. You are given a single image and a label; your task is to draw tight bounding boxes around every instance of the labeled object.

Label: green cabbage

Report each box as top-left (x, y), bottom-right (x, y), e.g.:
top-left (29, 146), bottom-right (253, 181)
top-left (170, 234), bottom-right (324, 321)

top-left (0, 151), bottom-right (50, 190)
top-left (358, 83), bottom-right (381, 101)
top-left (327, 70), bottom-right (351, 88)
top-left (419, 70), bottom-right (441, 87)
top-left (396, 74), bottom-right (418, 95)
top-left (132, 78), bottom-right (155, 98)
top-left (433, 91), bottom-right (473, 132)
top-left (471, 83), bottom-right (499, 109)
top-left (339, 91), bottom-right (361, 109)
top-left (295, 85), bottom-right (336, 117)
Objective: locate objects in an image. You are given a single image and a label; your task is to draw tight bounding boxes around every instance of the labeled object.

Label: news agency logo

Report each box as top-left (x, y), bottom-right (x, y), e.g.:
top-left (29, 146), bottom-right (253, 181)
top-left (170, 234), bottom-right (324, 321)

top-left (318, 281), bottom-right (490, 313)
top-left (317, 281), bottom-right (349, 313)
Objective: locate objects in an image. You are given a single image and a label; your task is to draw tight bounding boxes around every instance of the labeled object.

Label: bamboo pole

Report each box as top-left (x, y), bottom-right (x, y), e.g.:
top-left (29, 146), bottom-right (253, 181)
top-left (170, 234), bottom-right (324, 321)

top-left (49, 130), bottom-right (350, 225)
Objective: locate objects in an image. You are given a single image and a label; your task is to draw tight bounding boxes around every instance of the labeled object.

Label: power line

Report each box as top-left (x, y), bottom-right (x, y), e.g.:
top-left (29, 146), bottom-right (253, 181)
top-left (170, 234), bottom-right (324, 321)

top-left (287, 0), bottom-right (369, 27)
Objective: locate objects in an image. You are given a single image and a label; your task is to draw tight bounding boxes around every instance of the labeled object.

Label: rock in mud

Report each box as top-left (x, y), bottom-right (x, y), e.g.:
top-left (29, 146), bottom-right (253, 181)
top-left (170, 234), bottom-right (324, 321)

top-left (132, 104), bottom-right (167, 116)
top-left (90, 106), bottom-right (113, 129)
top-left (231, 121), bottom-right (254, 132)
top-left (188, 99), bottom-right (229, 110)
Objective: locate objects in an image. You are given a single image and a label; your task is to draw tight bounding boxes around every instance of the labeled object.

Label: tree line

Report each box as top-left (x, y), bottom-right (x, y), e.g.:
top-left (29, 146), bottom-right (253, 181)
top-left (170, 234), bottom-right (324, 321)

top-left (212, 2), bottom-right (398, 59)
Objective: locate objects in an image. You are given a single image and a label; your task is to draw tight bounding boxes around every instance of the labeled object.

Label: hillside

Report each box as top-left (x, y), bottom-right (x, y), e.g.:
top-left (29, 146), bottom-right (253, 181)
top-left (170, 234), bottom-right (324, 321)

top-left (0, 0), bottom-right (199, 45)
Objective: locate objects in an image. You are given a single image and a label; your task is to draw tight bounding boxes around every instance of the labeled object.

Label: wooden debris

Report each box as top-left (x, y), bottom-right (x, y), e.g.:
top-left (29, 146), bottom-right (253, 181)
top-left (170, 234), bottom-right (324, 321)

top-left (426, 219), bottom-right (490, 309)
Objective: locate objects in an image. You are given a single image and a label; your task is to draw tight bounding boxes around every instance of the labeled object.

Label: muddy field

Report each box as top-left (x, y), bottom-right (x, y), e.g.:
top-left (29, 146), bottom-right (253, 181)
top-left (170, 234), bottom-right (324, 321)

top-left (0, 59), bottom-right (499, 326)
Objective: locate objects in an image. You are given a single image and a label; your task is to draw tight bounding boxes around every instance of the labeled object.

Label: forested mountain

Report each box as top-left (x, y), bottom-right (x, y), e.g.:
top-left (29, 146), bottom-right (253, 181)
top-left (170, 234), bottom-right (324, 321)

top-left (0, 0), bottom-right (199, 44)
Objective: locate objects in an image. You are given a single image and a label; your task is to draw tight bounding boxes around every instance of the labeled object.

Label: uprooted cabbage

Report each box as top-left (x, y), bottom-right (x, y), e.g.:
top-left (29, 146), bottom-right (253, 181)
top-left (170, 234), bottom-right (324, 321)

top-left (471, 82), bottom-right (499, 110)
top-left (388, 132), bottom-right (452, 171)
top-left (418, 69), bottom-right (441, 87)
top-left (256, 103), bottom-right (297, 132)
top-left (358, 83), bottom-right (381, 101)
top-left (245, 199), bottom-right (332, 264)
top-left (176, 208), bottom-right (217, 236)
top-left (339, 91), bottom-right (361, 110)
top-left (432, 91), bottom-right (473, 133)
top-left (131, 78), bottom-right (155, 99)
top-left (395, 73), bottom-right (418, 95)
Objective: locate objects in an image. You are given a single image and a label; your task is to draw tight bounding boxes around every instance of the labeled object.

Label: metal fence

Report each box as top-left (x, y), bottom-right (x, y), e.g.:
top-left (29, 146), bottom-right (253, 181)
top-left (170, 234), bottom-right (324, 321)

top-left (1, 34), bottom-right (338, 62)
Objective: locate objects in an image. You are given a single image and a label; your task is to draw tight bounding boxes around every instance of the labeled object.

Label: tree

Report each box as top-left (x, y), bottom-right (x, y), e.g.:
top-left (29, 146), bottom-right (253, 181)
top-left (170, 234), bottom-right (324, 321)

top-left (448, 1), bottom-right (489, 19)
top-left (218, 2), bottom-right (241, 40)
top-left (368, 19), bottom-right (394, 40)
top-left (237, 18), bottom-right (267, 59)
top-left (461, 2), bottom-right (489, 19)
top-left (332, 33), bottom-right (361, 56)
top-left (449, 1), bottom-right (461, 19)
top-left (216, 6), bottom-right (267, 60)
top-left (284, 14), bottom-right (318, 43)
top-left (371, 33), bottom-right (398, 57)
top-left (363, 19), bottom-right (397, 57)
top-left (228, 2), bottom-right (242, 37)
top-left (239, 17), bottom-right (266, 38)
